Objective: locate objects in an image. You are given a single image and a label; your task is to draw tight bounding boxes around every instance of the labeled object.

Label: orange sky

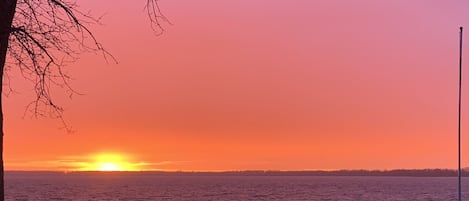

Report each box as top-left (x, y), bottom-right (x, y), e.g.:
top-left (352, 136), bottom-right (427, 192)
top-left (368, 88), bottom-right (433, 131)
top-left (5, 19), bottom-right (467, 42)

top-left (4, 0), bottom-right (469, 171)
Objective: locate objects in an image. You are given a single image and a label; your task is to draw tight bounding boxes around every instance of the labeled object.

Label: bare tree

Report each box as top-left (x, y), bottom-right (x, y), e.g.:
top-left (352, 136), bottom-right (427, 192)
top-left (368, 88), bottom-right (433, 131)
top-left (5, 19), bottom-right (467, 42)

top-left (0, 0), bottom-right (169, 199)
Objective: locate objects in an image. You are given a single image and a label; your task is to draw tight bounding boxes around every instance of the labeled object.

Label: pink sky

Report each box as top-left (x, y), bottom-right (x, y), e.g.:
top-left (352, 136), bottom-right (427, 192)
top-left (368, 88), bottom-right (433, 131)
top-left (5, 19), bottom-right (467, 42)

top-left (4, 0), bottom-right (469, 171)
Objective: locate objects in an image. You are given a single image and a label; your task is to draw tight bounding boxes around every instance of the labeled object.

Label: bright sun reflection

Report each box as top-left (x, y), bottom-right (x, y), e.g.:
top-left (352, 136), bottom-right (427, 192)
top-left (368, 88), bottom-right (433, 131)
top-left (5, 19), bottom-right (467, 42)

top-left (77, 153), bottom-right (140, 172)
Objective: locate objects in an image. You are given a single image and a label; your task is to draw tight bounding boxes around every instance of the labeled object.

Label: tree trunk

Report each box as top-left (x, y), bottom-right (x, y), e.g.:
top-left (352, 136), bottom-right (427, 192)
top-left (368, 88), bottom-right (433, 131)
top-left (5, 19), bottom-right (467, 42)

top-left (0, 1), bottom-right (18, 200)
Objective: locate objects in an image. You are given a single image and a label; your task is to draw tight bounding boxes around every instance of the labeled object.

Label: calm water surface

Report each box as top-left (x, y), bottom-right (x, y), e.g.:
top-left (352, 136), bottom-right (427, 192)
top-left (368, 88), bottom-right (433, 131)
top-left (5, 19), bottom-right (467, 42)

top-left (4, 172), bottom-right (469, 200)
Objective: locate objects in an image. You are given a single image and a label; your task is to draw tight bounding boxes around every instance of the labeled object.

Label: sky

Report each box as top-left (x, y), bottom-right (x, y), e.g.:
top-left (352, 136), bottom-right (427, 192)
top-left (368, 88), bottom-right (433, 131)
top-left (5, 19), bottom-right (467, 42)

top-left (4, 0), bottom-right (469, 171)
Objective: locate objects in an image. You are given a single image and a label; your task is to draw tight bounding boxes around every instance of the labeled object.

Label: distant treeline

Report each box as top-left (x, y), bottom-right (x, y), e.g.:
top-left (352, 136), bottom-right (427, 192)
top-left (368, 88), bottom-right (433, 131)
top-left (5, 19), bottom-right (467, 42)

top-left (7, 169), bottom-right (469, 177)
top-left (148, 169), bottom-right (462, 177)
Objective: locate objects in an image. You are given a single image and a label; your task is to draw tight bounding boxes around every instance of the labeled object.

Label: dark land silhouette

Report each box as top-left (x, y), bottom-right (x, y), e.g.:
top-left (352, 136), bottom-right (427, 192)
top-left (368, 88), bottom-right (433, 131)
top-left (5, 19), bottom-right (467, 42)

top-left (7, 169), bottom-right (469, 177)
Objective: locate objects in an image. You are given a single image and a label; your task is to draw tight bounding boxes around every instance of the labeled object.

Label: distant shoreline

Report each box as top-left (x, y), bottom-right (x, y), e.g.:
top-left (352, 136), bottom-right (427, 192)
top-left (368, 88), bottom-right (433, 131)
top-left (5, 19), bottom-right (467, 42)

top-left (5, 169), bottom-right (469, 177)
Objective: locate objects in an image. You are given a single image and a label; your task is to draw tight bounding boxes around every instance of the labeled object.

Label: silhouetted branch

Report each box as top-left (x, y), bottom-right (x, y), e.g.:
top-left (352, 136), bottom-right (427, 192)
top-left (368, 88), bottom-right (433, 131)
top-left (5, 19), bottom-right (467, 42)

top-left (5, 0), bottom-right (169, 132)
top-left (146, 0), bottom-right (171, 36)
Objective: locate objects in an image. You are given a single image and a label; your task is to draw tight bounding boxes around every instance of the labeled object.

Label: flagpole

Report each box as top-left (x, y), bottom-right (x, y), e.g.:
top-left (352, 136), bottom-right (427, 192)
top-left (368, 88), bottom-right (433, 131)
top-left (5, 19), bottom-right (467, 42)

top-left (459, 26), bottom-right (463, 201)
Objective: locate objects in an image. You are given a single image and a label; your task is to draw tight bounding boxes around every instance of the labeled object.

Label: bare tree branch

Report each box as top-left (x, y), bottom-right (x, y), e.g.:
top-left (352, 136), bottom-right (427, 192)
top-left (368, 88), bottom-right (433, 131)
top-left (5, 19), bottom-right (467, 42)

top-left (4, 0), bottom-right (169, 131)
top-left (146, 0), bottom-right (172, 36)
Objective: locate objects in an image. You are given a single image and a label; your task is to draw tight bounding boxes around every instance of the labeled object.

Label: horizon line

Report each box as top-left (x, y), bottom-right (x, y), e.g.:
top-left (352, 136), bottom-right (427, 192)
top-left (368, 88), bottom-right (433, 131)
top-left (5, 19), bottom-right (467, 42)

top-left (4, 168), bottom-right (468, 173)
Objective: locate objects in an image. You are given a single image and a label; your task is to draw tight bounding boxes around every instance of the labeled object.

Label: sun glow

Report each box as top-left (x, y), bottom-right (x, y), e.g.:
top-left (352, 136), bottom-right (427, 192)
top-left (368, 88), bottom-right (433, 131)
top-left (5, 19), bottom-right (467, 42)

top-left (98, 162), bottom-right (122, 171)
top-left (77, 153), bottom-right (141, 172)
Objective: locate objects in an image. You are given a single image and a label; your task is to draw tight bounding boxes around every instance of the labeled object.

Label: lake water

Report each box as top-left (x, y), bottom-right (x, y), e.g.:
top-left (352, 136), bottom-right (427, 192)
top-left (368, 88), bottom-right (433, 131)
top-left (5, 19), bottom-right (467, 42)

top-left (4, 172), bottom-right (469, 200)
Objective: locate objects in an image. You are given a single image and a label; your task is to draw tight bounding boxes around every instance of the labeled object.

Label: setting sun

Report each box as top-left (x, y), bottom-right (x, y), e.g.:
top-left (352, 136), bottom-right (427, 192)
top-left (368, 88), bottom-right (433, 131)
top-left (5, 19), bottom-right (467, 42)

top-left (98, 162), bottom-right (122, 171)
top-left (75, 153), bottom-right (143, 172)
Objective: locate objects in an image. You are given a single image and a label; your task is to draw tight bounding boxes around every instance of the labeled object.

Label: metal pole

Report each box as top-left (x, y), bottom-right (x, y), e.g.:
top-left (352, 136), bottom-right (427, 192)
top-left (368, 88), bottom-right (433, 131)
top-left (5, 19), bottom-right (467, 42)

top-left (459, 26), bottom-right (463, 201)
